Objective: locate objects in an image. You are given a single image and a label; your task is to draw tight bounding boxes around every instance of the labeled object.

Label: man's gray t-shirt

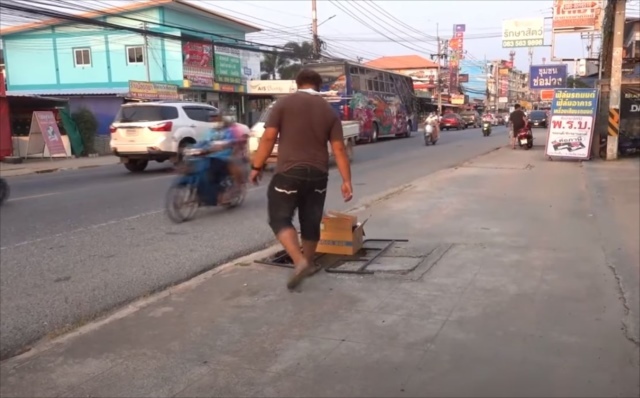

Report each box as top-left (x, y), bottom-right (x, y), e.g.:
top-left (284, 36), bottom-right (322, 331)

top-left (265, 92), bottom-right (344, 173)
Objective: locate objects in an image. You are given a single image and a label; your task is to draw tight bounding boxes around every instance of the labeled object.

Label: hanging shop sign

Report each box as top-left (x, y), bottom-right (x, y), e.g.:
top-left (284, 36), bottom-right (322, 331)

top-left (545, 88), bottom-right (598, 160)
top-left (214, 46), bottom-right (243, 85)
top-left (502, 18), bottom-right (545, 48)
top-left (128, 81), bottom-right (179, 100)
top-left (529, 65), bottom-right (568, 90)
top-left (552, 0), bottom-right (605, 34)
top-left (182, 41), bottom-right (214, 87)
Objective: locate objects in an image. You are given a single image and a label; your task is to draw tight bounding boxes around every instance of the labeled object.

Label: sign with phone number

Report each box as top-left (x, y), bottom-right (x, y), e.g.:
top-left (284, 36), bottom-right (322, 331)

top-left (502, 39), bottom-right (544, 48)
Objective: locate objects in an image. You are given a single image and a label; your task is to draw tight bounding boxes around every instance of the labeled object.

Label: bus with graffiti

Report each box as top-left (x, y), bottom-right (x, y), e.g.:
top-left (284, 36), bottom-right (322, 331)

top-left (304, 61), bottom-right (417, 143)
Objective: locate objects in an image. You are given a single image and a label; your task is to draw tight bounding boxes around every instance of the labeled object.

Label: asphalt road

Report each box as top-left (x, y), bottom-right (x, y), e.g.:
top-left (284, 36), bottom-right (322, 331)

top-left (0, 125), bottom-right (510, 359)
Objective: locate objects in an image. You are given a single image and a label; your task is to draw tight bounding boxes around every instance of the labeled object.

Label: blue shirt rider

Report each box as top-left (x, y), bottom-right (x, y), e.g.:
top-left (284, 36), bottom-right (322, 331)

top-left (206, 110), bottom-right (236, 204)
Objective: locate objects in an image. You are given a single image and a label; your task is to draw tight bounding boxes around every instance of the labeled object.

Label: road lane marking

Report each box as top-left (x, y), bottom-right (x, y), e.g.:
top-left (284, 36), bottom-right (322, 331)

top-left (7, 192), bottom-right (62, 202)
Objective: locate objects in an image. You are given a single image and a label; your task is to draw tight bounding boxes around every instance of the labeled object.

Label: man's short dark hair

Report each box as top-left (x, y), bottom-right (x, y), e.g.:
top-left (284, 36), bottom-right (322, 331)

top-left (296, 69), bottom-right (323, 91)
top-left (514, 104), bottom-right (521, 109)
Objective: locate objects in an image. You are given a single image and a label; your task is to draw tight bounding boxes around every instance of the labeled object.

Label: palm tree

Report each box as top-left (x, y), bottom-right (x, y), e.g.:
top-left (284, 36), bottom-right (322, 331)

top-left (260, 53), bottom-right (288, 80)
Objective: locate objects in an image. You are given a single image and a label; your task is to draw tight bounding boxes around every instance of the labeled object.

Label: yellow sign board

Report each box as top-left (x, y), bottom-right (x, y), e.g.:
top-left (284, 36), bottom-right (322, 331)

top-left (128, 81), bottom-right (180, 100)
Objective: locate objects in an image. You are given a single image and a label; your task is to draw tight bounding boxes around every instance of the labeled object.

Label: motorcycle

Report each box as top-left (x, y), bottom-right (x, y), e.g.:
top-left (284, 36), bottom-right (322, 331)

top-left (423, 122), bottom-right (438, 146)
top-left (0, 178), bottom-right (9, 206)
top-left (517, 122), bottom-right (534, 150)
top-left (165, 144), bottom-right (247, 223)
top-left (481, 121), bottom-right (492, 137)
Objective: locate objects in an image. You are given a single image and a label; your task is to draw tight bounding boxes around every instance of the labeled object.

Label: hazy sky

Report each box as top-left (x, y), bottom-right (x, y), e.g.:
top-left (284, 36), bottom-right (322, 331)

top-left (4, 0), bottom-right (640, 73)
top-left (211, 0), bottom-right (610, 72)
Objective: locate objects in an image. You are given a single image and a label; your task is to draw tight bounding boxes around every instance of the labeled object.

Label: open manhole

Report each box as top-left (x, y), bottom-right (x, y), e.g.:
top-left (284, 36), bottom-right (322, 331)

top-left (255, 240), bottom-right (447, 277)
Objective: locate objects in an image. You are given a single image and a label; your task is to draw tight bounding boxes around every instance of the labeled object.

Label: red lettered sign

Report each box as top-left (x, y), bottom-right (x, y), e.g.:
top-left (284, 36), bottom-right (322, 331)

top-left (33, 111), bottom-right (67, 156)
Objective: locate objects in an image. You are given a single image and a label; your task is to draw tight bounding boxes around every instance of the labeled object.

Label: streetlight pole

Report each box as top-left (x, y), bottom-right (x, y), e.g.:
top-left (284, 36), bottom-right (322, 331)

top-left (311, 0), bottom-right (319, 59)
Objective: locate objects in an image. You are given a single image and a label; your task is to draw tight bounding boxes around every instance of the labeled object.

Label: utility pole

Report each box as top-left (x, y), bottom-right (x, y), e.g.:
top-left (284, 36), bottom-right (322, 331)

top-left (142, 22), bottom-right (151, 82)
top-left (434, 23), bottom-right (442, 116)
top-left (311, 0), bottom-right (319, 59)
top-left (606, 0), bottom-right (626, 160)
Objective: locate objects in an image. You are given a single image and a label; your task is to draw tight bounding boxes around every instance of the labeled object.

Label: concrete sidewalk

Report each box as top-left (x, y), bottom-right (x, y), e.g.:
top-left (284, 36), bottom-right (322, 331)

top-left (0, 156), bottom-right (119, 177)
top-left (1, 146), bottom-right (638, 398)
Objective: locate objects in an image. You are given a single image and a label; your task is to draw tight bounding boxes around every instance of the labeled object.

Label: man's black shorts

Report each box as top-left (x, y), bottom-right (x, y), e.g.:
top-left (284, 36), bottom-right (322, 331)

top-left (267, 165), bottom-right (328, 242)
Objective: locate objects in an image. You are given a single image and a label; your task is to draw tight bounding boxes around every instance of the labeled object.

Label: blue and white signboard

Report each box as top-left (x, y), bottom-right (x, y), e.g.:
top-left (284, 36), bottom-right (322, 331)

top-left (529, 65), bottom-right (568, 90)
top-left (545, 88), bottom-right (599, 160)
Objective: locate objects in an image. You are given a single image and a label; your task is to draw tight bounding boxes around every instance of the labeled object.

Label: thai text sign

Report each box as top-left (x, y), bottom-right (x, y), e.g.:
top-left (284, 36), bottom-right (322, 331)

top-left (128, 81), bottom-right (179, 100)
top-left (545, 88), bottom-right (598, 159)
top-left (32, 111), bottom-right (67, 157)
top-left (182, 41), bottom-right (214, 87)
top-left (214, 46), bottom-right (242, 85)
top-left (451, 94), bottom-right (465, 105)
top-left (552, 0), bottom-right (604, 33)
top-left (529, 65), bottom-right (567, 89)
top-left (502, 18), bottom-right (545, 48)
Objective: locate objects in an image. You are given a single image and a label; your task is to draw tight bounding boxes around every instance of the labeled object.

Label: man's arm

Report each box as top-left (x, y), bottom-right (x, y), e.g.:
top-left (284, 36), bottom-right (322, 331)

top-left (329, 117), bottom-right (351, 184)
top-left (252, 104), bottom-right (281, 168)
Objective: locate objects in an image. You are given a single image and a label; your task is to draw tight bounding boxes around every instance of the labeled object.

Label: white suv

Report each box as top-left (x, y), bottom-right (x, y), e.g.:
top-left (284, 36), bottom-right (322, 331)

top-left (110, 102), bottom-right (217, 172)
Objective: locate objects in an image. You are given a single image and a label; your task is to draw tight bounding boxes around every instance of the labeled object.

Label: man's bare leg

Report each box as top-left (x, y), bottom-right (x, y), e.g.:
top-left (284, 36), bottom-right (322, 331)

top-left (277, 228), bottom-right (311, 289)
top-left (301, 239), bottom-right (321, 274)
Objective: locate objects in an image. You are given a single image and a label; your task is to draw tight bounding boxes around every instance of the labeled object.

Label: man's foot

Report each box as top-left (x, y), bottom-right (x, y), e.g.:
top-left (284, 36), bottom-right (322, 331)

top-left (287, 263), bottom-right (315, 290)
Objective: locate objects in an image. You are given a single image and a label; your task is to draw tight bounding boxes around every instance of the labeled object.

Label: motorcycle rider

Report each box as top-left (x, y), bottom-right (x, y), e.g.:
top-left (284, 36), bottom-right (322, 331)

top-left (205, 110), bottom-right (240, 204)
top-left (223, 112), bottom-right (250, 188)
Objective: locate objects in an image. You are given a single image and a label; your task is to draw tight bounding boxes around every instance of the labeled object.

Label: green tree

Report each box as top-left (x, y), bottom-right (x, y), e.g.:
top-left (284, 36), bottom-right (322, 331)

top-left (260, 53), bottom-right (287, 80)
top-left (278, 40), bottom-right (316, 79)
top-left (71, 107), bottom-right (98, 155)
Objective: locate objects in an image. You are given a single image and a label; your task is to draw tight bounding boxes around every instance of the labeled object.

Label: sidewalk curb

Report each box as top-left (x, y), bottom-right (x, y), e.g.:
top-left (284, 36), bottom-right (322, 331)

top-left (2, 147), bottom-right (507, 364)
top-left (0, 159), bottom-right (119, 178)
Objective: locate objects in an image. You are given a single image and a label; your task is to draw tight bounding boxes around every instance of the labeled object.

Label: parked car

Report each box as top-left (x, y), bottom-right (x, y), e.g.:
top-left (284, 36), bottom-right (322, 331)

top-left (528, 110), bottom-right (549, 128)
top-left (110, 102), bottom-right (218, 173)
top-left (440, 113), bottom-right (466, 130)
top-left (460, 111), bottom-right (481, 128)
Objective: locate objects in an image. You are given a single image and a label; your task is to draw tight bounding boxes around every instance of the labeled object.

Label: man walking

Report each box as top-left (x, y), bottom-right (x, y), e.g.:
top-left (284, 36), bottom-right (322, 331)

top-left (249, 69), bottom-right (353, 290)
top-left (508, 104), bottom-right (527, 149)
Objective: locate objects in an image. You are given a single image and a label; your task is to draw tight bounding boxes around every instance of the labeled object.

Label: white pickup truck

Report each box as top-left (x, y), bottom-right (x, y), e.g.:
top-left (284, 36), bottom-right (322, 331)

top-left (248, 100), bottom-right (359, 164)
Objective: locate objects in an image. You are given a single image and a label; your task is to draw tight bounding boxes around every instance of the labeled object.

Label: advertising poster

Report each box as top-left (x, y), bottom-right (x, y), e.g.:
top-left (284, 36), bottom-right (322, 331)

top-left (621, 84), bottom-right (640, 137)
top-left (128, 81), bottom-right (179, 101)
top-left (502, 18), bottom-right (545, 48)
top-left (545, 88), bottom-right (598, 159)
top-left (214, 46), bottom-right (243, 85)
top-left (33, 111), bottom-right (67, 157)
top-left (552, 0), bottom-right (604, 33)
top-left (182, 41), bottom-right (214, 87)
top-left (240, 50), bottom-right (261, 83)
top-left (529, 65), bottom-right (568, 90)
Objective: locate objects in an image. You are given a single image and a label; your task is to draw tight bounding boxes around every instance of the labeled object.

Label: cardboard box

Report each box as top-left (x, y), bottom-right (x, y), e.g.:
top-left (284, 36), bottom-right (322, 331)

top-left (316, 211), bottom-right (367, 255)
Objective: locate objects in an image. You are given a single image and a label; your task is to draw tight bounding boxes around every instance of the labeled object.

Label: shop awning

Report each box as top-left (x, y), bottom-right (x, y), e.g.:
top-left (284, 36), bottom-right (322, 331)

top-left (7, 94), bottom-right (68, 109)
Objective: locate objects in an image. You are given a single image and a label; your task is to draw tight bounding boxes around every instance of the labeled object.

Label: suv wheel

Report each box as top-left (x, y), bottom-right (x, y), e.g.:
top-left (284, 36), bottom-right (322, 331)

top-left (125, 159), bottom-right (148, 173)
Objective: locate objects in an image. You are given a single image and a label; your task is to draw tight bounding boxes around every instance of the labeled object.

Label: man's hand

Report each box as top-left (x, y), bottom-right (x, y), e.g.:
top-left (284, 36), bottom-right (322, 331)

top-left (249, 168), bottom-right (262, 185)
top-left (341, 180), bottom-right (353, 202)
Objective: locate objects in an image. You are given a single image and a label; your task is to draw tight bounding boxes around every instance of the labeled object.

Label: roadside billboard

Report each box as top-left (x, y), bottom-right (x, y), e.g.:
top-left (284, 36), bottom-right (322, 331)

top-left (529, 65), bottom-right (568, 90)
top-left (552, 0), bottom-right (605, 33)
top-left (182, 41), bottom-right (213, 87)
top-left (214, 46), bottom-right (242, 85)
top-left (502, 18), bottom-right (545, 48)
top-left (128, 81), bottom-right (180, 101)
top-left (451, 94), bottom-right (465, 105)
top-left (545, 88), bottom-right (598, 160)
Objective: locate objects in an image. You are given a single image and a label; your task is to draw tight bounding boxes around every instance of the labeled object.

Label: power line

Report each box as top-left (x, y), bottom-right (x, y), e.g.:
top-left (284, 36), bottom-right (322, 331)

top-left (1, 0), bottom-right (293, 54)
top-left (327, 0), bottom-right (436, 56)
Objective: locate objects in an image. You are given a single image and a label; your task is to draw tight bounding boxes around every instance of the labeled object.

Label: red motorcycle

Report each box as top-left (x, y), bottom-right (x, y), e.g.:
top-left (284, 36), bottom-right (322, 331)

top-left (517, 121), bottom-right (534, 150)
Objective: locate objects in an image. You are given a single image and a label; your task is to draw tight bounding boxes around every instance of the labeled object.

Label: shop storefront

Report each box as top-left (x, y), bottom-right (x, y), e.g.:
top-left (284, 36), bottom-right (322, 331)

top-left (245, 80), bottom-right (297, 126)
